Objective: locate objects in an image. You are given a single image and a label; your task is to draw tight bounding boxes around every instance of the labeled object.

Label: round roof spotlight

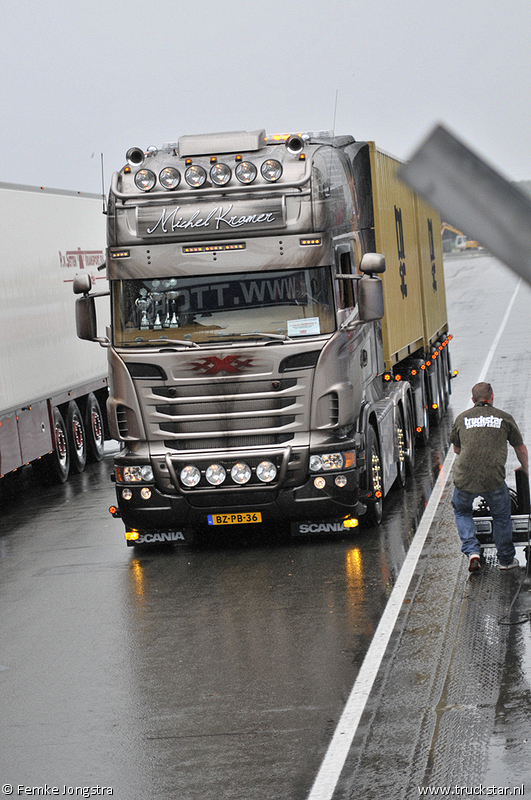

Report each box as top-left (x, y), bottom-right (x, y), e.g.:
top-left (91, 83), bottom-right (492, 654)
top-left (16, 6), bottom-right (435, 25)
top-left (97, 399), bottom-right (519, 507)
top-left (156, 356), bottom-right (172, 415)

top-left (159, 167), bottom-right (181, 189)
top-left (126, 147), bottom-right (145, 167)
top-left (210, 162), bottom-right (232, 186)
top-left (285, 134), bottom-right (304, 154)
top-left (134, 169), bottom-right (156, 192)
top-left (185, 165), bottom-right (207, 188)
top-left (235, 161), bottom-right (257, 184)
top-left (146, 145), bottom-right (159, 157)
top-left (261, 159), bottom-right (283, 182)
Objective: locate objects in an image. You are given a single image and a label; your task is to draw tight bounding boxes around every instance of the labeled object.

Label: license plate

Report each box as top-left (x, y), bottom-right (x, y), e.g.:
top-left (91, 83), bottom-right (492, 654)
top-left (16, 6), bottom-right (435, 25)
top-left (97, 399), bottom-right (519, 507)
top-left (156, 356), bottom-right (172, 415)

top-left (208, 512), bottom-right (262, 525)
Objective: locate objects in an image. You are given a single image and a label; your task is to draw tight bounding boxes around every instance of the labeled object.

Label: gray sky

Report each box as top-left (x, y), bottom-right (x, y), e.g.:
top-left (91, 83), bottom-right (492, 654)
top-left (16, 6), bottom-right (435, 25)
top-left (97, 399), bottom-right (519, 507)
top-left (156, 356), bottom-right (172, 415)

top-left (3, 0), bottom-right (530, 195)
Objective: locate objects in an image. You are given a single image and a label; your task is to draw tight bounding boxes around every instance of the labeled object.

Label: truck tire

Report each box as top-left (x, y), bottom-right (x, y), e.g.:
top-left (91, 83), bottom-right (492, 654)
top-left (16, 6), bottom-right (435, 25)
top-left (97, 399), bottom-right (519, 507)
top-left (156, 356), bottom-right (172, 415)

top-left (67, 401), bottom-right (86, 474)
top-left (84, 392), bottom-right (105, 462)
top-left (395, 407), bottom-right (408, 489)
top-left (417, 371), bottom-right (430, 446)
top-left (405, 396), bottom-right (416, 475)
top-left (366, 425), bottom-right (383, 525)
top-left (33, 406), bottom-right (70, 484)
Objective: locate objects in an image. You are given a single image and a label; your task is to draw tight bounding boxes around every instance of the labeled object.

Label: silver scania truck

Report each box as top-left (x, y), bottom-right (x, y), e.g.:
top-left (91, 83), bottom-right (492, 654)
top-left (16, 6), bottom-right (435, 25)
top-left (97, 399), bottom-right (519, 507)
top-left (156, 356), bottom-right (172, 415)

top-left (74, 129), bottom-right (452, 545)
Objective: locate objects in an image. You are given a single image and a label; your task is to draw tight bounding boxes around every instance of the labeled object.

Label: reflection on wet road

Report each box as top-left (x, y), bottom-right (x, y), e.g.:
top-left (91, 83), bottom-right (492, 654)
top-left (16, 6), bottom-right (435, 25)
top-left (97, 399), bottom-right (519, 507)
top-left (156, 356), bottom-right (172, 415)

top-left (2, 253), bottom-right (528, 798)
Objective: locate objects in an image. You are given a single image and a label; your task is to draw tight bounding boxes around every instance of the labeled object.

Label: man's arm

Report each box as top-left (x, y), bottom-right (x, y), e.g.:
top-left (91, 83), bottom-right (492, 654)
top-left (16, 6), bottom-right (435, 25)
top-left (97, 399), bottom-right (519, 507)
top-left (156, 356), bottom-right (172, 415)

top-left (514, 443), bottom-right (529, 475)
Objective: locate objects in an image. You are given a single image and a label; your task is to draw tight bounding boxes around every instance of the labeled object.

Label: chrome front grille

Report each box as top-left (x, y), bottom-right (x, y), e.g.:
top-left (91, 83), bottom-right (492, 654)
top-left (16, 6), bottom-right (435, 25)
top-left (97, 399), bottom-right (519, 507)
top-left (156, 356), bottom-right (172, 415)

top-left (139, 375), bottom-right (308, 451)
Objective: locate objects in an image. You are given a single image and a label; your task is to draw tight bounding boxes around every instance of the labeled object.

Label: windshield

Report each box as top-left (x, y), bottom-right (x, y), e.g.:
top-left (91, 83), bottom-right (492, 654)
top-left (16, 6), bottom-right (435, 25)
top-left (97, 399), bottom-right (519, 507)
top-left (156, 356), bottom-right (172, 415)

top-left (112, 267), bottom-right (335, 347)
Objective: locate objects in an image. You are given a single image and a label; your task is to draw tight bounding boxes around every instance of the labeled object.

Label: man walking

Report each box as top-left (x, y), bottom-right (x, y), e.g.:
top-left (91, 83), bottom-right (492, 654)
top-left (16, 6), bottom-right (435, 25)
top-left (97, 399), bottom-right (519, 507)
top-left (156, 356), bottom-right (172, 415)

top-left (450, 382), bottom-right (528, 572)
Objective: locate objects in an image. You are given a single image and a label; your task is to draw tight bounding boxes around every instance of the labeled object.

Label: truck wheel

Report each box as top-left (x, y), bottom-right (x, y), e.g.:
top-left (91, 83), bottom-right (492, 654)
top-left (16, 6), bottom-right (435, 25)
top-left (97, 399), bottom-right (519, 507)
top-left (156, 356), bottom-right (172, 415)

top-left (395, 408), bottom-right (407, 489)
top-left (417, 371), bottom-right (430, 446)
top-left (84, 393), bottom-right (105, 462)
top-left (405, 398), bottom-right (416, 474)
top-left (439, 347), bottom-right (450, 410)
top-left (67, 401), bottom-right (86, 474)
top-left (366, 425), bottom-right (383, 525)
top-left (37, 406), bottom-right (70, 484)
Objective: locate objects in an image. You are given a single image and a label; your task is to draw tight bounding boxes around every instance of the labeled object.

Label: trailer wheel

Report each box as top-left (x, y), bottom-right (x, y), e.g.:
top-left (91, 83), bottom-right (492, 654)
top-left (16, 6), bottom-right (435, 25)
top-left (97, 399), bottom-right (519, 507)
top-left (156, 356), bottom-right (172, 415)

top-left (67, 401), bottom-right (86, 474)
top-left (366, 425), bottom-right (383, 525)
top-left (84, 393), bottom-right (105, 462)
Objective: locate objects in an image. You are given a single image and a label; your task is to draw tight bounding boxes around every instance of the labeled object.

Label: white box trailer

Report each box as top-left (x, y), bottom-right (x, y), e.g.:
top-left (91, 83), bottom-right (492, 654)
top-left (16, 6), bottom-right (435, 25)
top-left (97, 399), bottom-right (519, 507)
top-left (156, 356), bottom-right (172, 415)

top-left (0, 183), bottom-right (108, 483)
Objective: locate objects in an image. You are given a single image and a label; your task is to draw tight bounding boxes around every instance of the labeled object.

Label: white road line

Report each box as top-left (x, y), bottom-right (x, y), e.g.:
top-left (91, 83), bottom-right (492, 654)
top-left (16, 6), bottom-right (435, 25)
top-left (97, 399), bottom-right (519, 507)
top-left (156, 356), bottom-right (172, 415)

top-left (306, 277), bottom-right (522, 800)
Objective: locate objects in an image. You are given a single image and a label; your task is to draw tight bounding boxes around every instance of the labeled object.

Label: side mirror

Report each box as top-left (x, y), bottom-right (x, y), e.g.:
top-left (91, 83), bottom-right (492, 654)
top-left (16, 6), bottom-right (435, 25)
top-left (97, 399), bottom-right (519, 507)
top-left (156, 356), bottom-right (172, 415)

top-left (360, 253), bottom-right (386, 274)
top-left (358, 274), bottom-right (384, 322)
top-left (73, 273), bottom-right (92, 295)
top-left (75, 295), bottom-right (98, 341)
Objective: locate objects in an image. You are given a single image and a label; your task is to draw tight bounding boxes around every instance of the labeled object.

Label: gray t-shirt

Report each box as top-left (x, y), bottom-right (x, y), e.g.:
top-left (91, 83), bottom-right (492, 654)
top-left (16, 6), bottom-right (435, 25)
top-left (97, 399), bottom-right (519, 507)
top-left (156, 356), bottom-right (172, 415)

top-left (450, 402), bottom-right (523, 493)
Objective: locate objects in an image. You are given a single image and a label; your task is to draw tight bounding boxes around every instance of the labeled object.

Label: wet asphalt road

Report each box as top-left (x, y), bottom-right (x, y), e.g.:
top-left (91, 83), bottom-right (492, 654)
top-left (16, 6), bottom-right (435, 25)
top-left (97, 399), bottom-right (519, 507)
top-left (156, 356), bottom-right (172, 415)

top-left (1, 252), bottom-right (530, 799)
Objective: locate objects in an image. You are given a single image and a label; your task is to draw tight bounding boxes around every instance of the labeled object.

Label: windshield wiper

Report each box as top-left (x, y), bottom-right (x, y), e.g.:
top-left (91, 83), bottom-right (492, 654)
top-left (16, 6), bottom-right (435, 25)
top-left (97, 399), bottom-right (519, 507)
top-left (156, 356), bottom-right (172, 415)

top-left (134, 336), bottom-right (200, 348)
top-left (236, 332), bottom-right (293, 342)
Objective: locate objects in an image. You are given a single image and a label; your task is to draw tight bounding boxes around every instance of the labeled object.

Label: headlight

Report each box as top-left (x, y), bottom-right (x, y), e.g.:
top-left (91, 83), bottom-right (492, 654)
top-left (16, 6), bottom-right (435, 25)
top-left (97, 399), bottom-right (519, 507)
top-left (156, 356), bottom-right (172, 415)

top-left (321, 453), bottom-right (344, 470)
top-left (256, 461), bottom-right (277, 483)
top-left (181, 465), bottom-right (201, 487)
top-left (309, 453), bottom-right (345, 472)
top-left (185, 165), bottom-right (207, 187)
top-left (123, 465), bottom-right (154, 483)
top-left (235, 161), bottom-right (257, 184)
top-left (210, 163), bottom-right (231, 186)
top-left (231, 462), bottom-right (252, 484)
top-left (309, 455), bottom-right (323, 472)
top-left (159, 167), bottom-right (181, 189)
top-left (261, 159), bottom-right (282, 182)
top-left (134, 169), bottom-right (156, 192)
top-left (206, 464), bottom-right (226, 486)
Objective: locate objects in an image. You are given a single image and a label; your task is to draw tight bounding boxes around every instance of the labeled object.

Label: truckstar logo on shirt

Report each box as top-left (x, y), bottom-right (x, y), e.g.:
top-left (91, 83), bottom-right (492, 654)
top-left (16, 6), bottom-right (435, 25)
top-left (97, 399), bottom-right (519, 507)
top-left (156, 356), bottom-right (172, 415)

top-left (464, 415), bottom-right (503, 429)
top-left (190, 355), bottom-right (255, 375)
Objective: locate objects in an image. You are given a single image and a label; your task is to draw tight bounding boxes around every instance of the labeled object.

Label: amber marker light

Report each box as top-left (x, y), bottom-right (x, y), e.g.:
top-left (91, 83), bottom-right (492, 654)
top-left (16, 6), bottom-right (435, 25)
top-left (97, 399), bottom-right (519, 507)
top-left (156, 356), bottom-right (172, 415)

top-left (416, 426), bottom-right (423, 433)
top-left (343, 517), bottom-right (359, 528)
top-left (343, 452), bottom-right (355, 468)
top-left (394, 374), bottom-right (401, 381)
top-left (375, 490), bottom-right (383, 498)
top-left (109, 505), bottom-right (118, 515)
top-left (125, 529), bottom-right (140, 541)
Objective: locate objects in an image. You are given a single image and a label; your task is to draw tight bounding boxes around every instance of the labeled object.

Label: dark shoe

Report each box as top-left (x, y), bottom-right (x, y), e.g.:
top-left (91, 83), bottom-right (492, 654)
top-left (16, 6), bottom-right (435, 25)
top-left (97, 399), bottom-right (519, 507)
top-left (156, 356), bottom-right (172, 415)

top-left (468, 554), bottom-right (481, 572)
top-left (499, 557), bottom-right (520, 571)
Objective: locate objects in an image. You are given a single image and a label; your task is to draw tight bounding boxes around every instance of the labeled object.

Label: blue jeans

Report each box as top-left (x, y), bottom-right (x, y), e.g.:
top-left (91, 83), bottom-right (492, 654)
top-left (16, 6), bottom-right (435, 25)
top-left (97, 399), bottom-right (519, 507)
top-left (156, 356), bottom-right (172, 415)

top-left (451, 483), bottom-right (515, 566)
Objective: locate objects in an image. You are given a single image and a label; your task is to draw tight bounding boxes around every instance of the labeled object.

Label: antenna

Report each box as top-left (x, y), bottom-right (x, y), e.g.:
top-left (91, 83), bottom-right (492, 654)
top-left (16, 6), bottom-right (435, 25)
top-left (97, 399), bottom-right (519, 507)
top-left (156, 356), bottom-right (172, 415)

top-left (332, 89), bottom-right (339, 139)
top-left (100, 153), bottom-right (107, 215)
